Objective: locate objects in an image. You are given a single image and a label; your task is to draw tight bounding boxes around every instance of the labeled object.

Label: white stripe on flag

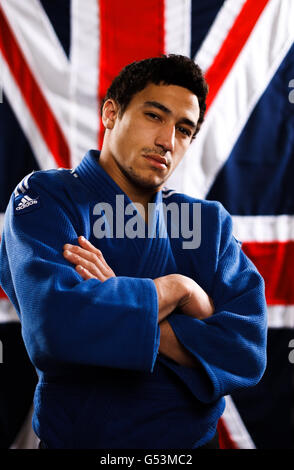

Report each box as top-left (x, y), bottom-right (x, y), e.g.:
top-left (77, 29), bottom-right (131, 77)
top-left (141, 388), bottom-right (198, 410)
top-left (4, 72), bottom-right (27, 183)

top-left (232, 215), bottom-right (294, 242)
top-left (70, 0), bottom-right (100, 168)
top-left (194, 0), bottom-right (246, 72)
top-left (0, 213), bottom-right (4, 235)
top-left (0, 54), bottom-right (57, 170)
top-left (164, 0), bottom-right (191, 56)
top-left (222, 395), bottom-right (256, 449)
top-left (10, 405), bottom-right (39, 449)
top-left (167, 0), bottom-right (294, 199)
top-left (1, 0), bottom-right (71, 143)
top-left (268, 305), bottom-right (294, 329)
top-left (0, 299), bottom-right (19, 323)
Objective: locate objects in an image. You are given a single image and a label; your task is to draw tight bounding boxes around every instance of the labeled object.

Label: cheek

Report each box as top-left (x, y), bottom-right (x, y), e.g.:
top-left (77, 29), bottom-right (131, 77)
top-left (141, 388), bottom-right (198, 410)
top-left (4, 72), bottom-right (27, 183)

top-left (110, 124), bottom-right (133, 158)
top-left (115, 121), bottom-right (142, 151)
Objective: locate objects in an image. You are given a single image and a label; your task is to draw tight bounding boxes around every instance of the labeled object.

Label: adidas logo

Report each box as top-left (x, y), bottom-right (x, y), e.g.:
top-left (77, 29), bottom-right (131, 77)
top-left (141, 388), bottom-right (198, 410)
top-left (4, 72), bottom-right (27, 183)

top-left (16, 195), bottom-right (38, 211)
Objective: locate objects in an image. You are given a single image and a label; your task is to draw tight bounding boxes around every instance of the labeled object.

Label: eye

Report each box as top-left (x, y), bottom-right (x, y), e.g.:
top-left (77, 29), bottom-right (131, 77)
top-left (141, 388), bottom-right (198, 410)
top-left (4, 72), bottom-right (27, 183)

top-left (176, 126), bottom-right (192, 138)
top-left (145, 112), bottom-right (160, 121)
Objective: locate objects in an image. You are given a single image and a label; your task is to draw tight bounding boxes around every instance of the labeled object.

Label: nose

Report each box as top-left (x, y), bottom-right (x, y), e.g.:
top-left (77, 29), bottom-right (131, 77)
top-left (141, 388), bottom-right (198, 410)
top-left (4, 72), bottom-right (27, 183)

top-left (155, 124), bottom-right (175, 153)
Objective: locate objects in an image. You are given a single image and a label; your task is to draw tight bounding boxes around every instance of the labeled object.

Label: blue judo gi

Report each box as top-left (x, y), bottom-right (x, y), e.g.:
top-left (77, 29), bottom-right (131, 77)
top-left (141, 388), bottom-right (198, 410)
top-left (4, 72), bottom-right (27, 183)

top-left (0, 150), bottom-right (267, 449)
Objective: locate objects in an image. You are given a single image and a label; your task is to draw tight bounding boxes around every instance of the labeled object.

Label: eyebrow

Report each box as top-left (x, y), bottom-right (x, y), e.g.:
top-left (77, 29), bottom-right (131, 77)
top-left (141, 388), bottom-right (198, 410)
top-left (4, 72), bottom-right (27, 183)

top-left (143, 100), bottom-right (197, 131)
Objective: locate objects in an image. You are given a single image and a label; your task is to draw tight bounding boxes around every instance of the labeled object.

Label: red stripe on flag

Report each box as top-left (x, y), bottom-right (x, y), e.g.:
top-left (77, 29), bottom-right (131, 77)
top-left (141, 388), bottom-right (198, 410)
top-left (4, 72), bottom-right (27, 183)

top-left (217, 419), bottom-right (239, 449)
top-left (205, 0), bottom-right (269, 109)
top-left (0, 6), bottom-right (70, 168)
top-left (242, 241), bottom-right (294, 305)
top-left (98, 0), bottom-right (165, 148)
top-left (0, 287), bottom-right (7, 300)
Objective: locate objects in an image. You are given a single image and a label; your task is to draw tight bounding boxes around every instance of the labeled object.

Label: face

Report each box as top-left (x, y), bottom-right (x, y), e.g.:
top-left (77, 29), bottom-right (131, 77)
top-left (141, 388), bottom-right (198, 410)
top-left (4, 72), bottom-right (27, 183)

top-left (101, 83), bottom-right (200, 193)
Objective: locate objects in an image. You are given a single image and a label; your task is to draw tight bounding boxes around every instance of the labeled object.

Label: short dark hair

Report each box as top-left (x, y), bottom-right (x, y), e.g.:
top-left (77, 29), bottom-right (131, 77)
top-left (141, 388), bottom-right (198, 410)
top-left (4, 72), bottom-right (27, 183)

top-left (101, 54), bottom-right (208, 136)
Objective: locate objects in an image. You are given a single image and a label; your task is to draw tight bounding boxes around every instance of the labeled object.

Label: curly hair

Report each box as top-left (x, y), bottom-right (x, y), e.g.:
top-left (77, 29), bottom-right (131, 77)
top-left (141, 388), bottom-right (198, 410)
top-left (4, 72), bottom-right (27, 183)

top-left (101, 54), bottom-right (208, 136)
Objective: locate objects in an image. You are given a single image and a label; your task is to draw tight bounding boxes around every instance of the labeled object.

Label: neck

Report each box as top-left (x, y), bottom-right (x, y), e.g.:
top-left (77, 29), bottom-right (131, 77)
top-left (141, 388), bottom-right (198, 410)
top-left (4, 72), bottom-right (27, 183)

top-left (98, 148), bottom-right (158, 222)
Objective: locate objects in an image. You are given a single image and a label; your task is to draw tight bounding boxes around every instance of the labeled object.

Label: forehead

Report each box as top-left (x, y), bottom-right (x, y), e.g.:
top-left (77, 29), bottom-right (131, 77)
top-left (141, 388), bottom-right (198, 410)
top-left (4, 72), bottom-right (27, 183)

top-left (129, 83), bottom-right (200, 121)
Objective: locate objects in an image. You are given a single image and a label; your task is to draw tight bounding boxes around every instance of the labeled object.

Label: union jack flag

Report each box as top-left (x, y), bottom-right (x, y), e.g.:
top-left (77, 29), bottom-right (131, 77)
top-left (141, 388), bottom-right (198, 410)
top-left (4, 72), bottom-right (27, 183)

top-left (0, 0), bottom-right (294, 449)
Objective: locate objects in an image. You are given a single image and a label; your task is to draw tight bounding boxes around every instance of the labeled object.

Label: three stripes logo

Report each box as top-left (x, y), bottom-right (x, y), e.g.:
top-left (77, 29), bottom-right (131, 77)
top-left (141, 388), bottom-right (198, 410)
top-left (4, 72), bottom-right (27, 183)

top-left (16, 195), bottom-right (38, 211)
top-left (14, 172), bottom-right (40, 213)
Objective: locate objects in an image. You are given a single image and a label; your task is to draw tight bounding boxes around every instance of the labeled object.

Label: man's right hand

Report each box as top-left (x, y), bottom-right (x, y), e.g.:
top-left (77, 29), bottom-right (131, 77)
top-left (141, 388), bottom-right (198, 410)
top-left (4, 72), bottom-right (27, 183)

top-left (153, 274), bottom-right (214, 322)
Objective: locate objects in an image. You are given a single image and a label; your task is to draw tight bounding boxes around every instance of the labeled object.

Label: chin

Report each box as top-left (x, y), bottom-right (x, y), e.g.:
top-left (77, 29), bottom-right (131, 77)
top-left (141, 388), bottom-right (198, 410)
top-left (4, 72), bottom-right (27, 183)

top-left (138, 179), bottom-right (163, 190)
top-left (132, 175), bottom-right (165, 191)
top-left (125, 168), bottom-right (164, 190)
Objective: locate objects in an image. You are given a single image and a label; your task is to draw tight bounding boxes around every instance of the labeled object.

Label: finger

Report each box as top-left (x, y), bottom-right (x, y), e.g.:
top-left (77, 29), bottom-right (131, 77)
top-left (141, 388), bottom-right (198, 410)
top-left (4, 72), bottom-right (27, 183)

top-left (63, 250), bottom-right (105, 280)
top-left (63, 240), bottom-right (116, 279)
top-left (64, 242), bottom-right (104, 267)
top-left (75, 264), bottom-right (97, 281)
top-left (78, 236), bottom-right (103, 257)
top-left (63, 245), bottom-right (111, 278)
top-left (64, 242), bottom-right (94, 256)
top-left (77, 237), bottom-right (116, 277)
top-left (78, 237), bottom-right (112, 271)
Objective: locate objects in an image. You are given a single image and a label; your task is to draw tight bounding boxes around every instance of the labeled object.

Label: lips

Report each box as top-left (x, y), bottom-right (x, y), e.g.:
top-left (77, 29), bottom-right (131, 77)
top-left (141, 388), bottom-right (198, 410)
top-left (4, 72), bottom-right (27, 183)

top-left (143, 153), bottom-right (168, 169)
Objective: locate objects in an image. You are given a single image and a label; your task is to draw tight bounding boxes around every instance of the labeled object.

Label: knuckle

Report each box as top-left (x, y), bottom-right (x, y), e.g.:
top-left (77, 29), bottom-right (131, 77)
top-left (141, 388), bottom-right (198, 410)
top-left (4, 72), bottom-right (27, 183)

top-left (90, 253), bottom-right (98, 263)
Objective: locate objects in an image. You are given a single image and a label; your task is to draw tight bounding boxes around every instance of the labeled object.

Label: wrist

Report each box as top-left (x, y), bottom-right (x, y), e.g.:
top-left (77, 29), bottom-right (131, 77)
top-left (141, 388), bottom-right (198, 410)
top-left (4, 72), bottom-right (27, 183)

top-left (175, 274), bottom-right (193, 307)
top-left (153, 274), bottom-right (189, 322)
top-left (161, 273), bottom-right (190, 306)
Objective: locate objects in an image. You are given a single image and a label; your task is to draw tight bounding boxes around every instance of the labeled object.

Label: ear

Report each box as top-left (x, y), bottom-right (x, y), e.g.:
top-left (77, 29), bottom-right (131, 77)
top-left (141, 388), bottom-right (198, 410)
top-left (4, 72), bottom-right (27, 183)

top-left (101, 99), bottom-right (119, 130)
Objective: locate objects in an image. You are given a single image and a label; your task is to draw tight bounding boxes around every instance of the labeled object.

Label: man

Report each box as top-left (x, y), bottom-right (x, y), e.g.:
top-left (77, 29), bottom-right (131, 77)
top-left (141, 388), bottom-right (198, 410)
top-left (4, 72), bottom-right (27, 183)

top-left (0, 55), bottom-right (267, 449)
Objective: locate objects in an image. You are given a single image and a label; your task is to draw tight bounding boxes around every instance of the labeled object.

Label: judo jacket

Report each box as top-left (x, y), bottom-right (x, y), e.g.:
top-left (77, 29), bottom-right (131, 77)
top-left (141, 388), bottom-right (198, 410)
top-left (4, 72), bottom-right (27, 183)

top-left (0, 150), bottom-right (267, 449)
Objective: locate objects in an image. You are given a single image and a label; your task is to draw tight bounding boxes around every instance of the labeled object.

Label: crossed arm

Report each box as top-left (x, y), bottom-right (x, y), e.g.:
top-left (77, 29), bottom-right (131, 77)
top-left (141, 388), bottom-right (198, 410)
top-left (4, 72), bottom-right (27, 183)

top-left (63, 236), bottom-right (214, 368)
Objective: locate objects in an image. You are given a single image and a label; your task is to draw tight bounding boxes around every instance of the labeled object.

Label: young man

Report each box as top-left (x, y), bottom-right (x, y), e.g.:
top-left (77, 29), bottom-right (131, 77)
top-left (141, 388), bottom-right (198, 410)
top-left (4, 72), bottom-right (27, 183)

top-left (0, 55), bottom-right (267, 449)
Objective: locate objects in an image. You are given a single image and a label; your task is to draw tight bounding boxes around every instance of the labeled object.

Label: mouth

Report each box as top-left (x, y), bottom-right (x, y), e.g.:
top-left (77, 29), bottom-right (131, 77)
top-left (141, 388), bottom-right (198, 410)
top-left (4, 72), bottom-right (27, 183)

top-left (143, 153), bottom-right (168, 170)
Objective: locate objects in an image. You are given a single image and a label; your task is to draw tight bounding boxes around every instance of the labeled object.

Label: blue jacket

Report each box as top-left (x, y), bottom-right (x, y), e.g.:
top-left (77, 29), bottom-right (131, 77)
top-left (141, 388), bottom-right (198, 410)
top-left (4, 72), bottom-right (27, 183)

top-left (0, 150), bottom-right (267, 448)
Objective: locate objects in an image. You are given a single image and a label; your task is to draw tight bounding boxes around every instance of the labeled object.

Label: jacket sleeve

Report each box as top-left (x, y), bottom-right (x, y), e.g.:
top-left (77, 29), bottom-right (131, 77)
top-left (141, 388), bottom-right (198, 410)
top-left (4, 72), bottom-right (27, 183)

top-left (0, 174), bottom-right (159, 374)
top-left (166, 202), bottom-right (267, 403)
